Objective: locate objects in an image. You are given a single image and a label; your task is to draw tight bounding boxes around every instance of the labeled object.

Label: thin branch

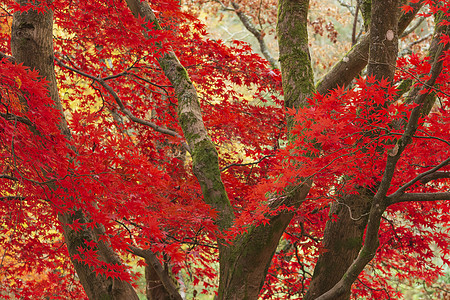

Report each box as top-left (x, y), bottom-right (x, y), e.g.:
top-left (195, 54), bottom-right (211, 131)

top-left (55, 57), bottom-right (191, 154)
top-left (398, 65), bottom-right (450, 99)
top-left (213, 0), bottom-right (235, 11)
top-left (0, 196), bottom-right (25, 201)
top-left (352, 1), bottom-right (360, 45)
top-left (392, 192), bottom-right (450, 203)
top-left (127, 245), bottom-right (183, 300)
top-left (0, 174), bottom-right (19, 181)
top-left (220, 154), bottom-right (274, 172)
top-left (337, 0), bottom-right (358, 15)
top-left (0, 112), bottom-right (34, 127)
top-left (388, 157), bottom-right (450, 200)
top-left (372, 126), bottom-right (450, 147)
top-left (230, 1), bottom-right (278, 68)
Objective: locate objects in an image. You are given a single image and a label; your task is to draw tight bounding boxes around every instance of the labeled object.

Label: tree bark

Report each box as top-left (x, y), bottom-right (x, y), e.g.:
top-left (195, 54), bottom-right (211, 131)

top-left (306, 1), bottom-right (401, 299)
top-left (11, 2), bottom-right (139, 299)
top-left (316, 1), bottom-right (422, 94)
top-left (303, 194), bottom-right (371, 300)
top-left (125, 1), bottom-right (313, 299)
top-left (145, 262), bottom-right (173, 300)
top-left (367, 0), bottom-right (400, 80)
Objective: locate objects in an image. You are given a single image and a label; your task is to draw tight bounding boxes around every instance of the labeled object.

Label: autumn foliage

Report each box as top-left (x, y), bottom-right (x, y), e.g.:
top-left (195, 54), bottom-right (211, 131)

top-left (0, 0), bottom-right (449, 299)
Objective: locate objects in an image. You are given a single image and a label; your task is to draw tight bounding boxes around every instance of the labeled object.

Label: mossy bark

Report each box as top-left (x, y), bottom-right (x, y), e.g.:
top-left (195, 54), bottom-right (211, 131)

top-left (277, 0), bottom-right (314, 129)
top-left (11, 2), bottom-right (139, 299)
top-left (125, 1), bottom-right (314, 299)
top-left (217, 185), bottom-right (311, 299)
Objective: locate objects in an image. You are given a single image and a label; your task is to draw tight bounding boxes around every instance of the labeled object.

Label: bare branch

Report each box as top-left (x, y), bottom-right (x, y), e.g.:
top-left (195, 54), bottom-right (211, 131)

top-left (388, 157), bottom-right (450, 200)
top-left (213, 0), bottom-right (235, 11)
top-left (127, 246), bottom-right (183, 300)
top-left (401, 16), bottom-right (426, 38)
top-left (55, 57), bottom-right (191, 154)
top-left (230, 1), bottom-right (278, 68)
top-left (392, 192), bottom-right (450, 203)
top-left (220, 154), bottom-right (274, 172)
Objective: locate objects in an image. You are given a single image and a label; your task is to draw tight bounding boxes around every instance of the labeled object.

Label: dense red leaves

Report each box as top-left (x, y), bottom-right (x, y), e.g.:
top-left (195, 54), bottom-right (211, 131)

top-left (0, 0), bottom-right (283, 297)
top-left (0, 0), bottom-right (449, 299)
top-left (261, 18), bottom-right (450, 296)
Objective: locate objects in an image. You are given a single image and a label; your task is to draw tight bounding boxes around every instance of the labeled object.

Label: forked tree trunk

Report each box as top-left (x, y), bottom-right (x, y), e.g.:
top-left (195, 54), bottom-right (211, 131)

top-left (217, 186), bottom-right (311, 300)
top-left (145, 261), bottom-right (173, 300)
top-left (11, 2), bottom-right (139, 299)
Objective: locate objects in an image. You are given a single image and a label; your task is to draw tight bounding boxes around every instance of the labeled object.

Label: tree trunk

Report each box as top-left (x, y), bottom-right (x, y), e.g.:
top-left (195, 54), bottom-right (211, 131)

top-left (305, 1), bottom-right (400, 298)
top-left (145, 261), bottom-right (173, 300)
top-left (217, 185), bottom-right (311, 300)
top-left (304, 194), bottom-right (371, 300)
top-left (11, 2), bottom-right (139, 299)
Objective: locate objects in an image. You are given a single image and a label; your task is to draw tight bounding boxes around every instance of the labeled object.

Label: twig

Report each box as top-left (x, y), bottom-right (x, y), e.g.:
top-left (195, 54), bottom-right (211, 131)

top-left (220, 154), bottom-right (274, 172)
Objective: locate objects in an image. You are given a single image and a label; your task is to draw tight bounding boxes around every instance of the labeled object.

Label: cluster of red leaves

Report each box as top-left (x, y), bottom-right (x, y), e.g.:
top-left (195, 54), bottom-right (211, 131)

top-left (0, 0), bottom-right (449, 299)
top-left (260, 28), bottom-right (450, 297)
top-left (0, 59), bottom-right (86, 298)
top-left (0, 0), bottom-right (284, 297)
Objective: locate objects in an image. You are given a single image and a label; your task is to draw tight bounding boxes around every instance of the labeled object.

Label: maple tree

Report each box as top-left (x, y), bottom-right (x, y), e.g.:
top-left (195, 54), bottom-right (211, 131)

top-left (0, 0), bottom-right (449, 299)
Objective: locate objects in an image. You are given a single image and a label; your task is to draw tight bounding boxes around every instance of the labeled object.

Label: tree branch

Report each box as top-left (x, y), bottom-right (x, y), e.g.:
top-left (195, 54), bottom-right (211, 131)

top-left (388, 157), bottom-right (450, 200)
top-left (316, 1), bottom-right (423, 94)
top-left (393, 192), bottom-right (450, 203)
top-left (0, 51), bottom-right (16, 63)
top-left (0, 196), bottom-right (25, 201)
top-left (315, 2), bottom-right (429, 299)
top-left (419, 171), bottom-right (450, 184)
top-left (230, 1), bottom-right (278, 68)
top-left (55, 57), bottom-right (191, 154)
top-left (220, 154), bottom-right (274, 172)
top-left (0, 174), bottom-right (19, 181)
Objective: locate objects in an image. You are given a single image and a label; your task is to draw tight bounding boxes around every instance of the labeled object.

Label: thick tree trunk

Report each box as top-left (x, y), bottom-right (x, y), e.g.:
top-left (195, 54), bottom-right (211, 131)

top-left (305, 1), bottom-right (400, 299)
top-left (303, 194), bottom-right (371, 300)
top-left (217, 185), bottom-right (311, 300)
top-left (11, 3), bottom-right (139, 299)
top-left (145, 261), bottom-right (172, 300)
top-left (125, 1), bottom-right (314, 299)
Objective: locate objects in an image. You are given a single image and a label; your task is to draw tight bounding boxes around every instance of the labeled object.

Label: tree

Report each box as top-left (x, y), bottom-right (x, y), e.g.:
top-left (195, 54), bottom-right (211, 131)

top-left (0, 0), bottom-right (449, 300)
